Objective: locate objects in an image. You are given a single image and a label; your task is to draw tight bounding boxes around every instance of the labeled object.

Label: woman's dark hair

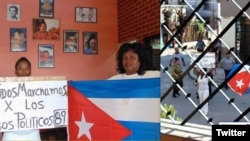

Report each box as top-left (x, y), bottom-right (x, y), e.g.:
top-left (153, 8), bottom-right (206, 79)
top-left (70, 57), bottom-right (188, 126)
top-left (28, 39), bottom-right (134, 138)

top-left (86, 34), bottom-right (96, 49)
top-left (36, 19), bottom-right (47, 31)
top-left (15, 57), bottom-right (31, 70)
top-left (116, 42), bottom-right (149, 75)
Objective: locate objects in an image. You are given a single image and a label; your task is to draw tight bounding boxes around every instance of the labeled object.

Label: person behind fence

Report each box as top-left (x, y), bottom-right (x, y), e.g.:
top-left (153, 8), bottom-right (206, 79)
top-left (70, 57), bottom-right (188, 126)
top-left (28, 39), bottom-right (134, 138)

top-left (215, 39), bottom-right (222, 62)
top-left (208, 38), bottom-right (217, 53)
top-left (171, 57), bottom-right (183, 97)
top-left (195, 36), bottom-right (206, 52)
top-left (194, 68), bottom-right (209, 115)
top-left (207, 68), bottom-right (216, 96)
top-left (193, 66), bottom-right (214, 97)
top-left (219, 51), bottom-right (235, 90)
top-left (108, 42), bottom-right (160, 80)
top-left (2, 57), bottom-right (41, 141)
top-left (169, 47), bottom-right (186, 67)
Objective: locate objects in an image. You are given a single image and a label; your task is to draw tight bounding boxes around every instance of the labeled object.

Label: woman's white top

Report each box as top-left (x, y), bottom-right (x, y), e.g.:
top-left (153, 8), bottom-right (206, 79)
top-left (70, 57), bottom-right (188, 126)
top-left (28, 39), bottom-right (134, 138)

top-left (108, 70), bottom-right (160, 80)
top-left (2, 129), bottom-right (41, 141)
top-left (197, 75), bottom-right (209, 90)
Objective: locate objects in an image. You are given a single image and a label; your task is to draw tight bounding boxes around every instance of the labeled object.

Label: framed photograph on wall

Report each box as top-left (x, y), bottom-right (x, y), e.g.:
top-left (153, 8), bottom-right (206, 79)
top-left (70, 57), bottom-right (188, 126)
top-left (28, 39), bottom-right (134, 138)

top-left (63, 30), bottom-right (79, 53)
top-left (32, 18), bottom-right (60, 40)
top-left (10, 28), bottom-right (27, 52)
top-left (38, 44), bottom-right (54, 68)
top-left (75, 7), bottom-right (97, 23)
top-left (83, 32), bottom-right (98, 54)
top-left (7, 4), bottom-right (20, 21)
top-left (39, 0), bottom-right (54, 18)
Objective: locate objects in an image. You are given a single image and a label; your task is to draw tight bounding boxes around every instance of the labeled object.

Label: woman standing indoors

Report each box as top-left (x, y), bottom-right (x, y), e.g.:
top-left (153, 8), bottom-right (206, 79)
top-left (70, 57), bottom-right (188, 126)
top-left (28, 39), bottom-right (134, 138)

top-left (108, 42), bottom-right (160, 80)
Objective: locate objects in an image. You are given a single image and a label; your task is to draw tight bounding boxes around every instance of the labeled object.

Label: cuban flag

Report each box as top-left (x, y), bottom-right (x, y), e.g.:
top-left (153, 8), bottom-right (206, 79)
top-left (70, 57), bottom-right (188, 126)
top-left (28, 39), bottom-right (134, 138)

top-left (227, 64), bottom-right (250, 96)
top-left (67, 78), bottom-right (160, 141)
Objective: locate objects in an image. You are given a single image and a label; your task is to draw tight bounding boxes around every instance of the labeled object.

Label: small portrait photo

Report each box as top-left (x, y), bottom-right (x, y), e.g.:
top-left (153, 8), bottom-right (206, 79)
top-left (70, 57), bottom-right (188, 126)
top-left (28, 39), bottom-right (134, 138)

top-left (75, 7), bottom-right (97, 23)
top-left (7, 4), bottom-right (20, 21)
top-left (32, 18), bottom-right (60, 40)
top-left (83, 32), bottom-right (98, 54)
top-left (38, 45), bottom-right (54, 68)
top-left (39, 0), bottom-right (54, 18)
top-left (63, 30), bottom-right (79, 53)
top-left (10, 28), bottom-right (27, 52)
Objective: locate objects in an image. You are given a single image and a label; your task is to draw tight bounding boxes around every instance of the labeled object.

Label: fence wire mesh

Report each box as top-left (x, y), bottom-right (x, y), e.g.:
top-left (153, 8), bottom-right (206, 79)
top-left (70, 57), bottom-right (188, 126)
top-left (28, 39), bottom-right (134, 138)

top-left (160, 0), bottom-right (250, 127)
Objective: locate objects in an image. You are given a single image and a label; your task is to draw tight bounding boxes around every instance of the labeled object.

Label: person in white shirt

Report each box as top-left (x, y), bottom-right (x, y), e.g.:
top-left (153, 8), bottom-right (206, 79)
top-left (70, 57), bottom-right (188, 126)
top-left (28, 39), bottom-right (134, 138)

top-left (194, 68), bottom-right (209, 115)
top-left (2, 57), bottom-right (41, 141)
top-left (108, 42), bottom-right (160, 80)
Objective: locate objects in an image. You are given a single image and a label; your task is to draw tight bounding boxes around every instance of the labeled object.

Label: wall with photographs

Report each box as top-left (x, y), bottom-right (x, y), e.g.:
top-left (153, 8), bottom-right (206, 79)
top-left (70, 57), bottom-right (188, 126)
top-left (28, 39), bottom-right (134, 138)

top-left (0, 0), bottom-right (118, 80)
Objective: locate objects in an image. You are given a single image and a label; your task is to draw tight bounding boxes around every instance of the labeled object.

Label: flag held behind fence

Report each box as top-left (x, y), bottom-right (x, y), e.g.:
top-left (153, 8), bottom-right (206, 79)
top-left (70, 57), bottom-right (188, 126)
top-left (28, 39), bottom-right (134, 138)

top-left (68, 78), bottom-right (160, 141)
top-left (227, 64), bottom-right (250, 96)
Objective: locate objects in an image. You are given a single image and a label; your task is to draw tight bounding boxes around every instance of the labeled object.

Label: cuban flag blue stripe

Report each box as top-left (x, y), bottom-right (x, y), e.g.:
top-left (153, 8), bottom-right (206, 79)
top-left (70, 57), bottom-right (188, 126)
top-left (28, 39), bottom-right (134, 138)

top-left (246, 88), bottom-right (250, 94)
top-left (227, 64), bottom-right (250, 78)
top-left (68, 78), bottom-right (160, 98)
top-left (227, 64), bottom-right (241, 78)
top-left (119, 121), bottom-right (160, 140)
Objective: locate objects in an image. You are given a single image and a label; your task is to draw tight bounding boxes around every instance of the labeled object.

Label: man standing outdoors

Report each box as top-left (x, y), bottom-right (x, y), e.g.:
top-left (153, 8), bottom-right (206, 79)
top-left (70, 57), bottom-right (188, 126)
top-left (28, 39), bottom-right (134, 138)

top-left (195, 36), bottom-right (206, 52)
top-left (169, 47), bottom-right (185, 98)
top-left (219, 51), bottom-right (235, 90)
top-left (169, 47), bottom-right (186, 67)
top-left (216, 40), bottom-right (222, 63)
top-left (7, 5), bottom-right (19, 21)
top-left (171, 58), bottom-right (183, 97)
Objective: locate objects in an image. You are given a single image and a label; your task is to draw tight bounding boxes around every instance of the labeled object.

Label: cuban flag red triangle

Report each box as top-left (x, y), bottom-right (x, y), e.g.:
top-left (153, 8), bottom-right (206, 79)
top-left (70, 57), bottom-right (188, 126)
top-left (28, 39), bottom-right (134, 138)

top-left (227, 64), bottom-right (250, 96)
top-left (68, 85), bottom-right (131, 140)
top-left (228, 71), bottom-right (250, 96)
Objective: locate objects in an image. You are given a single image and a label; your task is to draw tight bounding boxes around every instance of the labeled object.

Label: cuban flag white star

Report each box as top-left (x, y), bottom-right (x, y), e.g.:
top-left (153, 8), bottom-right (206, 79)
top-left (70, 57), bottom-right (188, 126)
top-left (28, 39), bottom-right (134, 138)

top-left (236, 79), bottom-right (245, 89)
top-left (75, 112), bottom-right (94, 140)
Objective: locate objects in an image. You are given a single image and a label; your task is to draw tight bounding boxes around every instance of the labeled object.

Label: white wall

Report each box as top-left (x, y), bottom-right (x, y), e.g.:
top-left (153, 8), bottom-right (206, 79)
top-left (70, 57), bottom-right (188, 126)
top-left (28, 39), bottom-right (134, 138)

top-left (220, 17), bottom-right (235, 50)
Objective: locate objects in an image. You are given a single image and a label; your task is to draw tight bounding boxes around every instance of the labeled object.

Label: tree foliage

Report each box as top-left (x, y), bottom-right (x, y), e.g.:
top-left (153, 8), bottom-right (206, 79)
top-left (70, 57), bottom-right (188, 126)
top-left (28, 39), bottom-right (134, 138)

top-left (193, 19), bottom-right (206, 37)
top-left (161, 103), bottom-right (182, 121)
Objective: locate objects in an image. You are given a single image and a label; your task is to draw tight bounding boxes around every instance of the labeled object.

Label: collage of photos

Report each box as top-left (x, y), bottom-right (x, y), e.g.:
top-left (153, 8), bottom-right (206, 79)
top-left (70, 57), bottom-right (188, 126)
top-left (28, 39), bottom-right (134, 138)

top-left (6, 1), bottom-right (98, 68)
